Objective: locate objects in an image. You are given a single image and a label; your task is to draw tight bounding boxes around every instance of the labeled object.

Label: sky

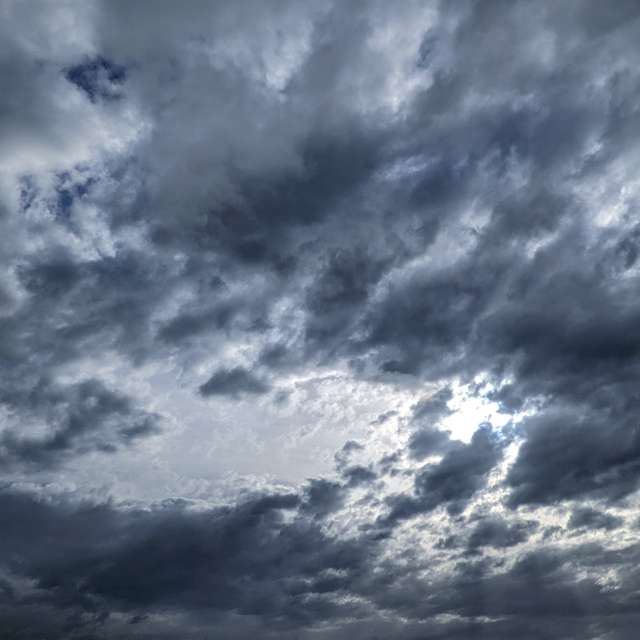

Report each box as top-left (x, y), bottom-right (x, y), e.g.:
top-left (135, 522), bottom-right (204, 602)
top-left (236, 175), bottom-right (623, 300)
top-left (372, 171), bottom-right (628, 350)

top-left (2, 1), bottom-right (640, 638)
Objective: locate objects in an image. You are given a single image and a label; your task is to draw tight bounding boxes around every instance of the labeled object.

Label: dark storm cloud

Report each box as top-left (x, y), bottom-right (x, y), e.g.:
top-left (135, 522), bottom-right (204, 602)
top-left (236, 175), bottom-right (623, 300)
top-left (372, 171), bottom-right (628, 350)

top-left (407, 387), bottom-right (454, 460)
top-left (0, 377), bottom-right (160, 469)
top-left (568, 507), bottom-right (624, 532)
top-left (341, 465), bottom-right (377, 488)
top-left (361, 542), bottom-right (640, 640)
top-left (151, 127), bottom-right (385, 275)
top-left (300, 478), bottom-right (344, 516)
top-left (423, 545), bottom-right (635, 622)
top-left (383, 425), bottom-right (504, 526)
top-left (466, 516), bottom-right (537, 552)
top-left (0, 486), bottom-right (378, 638)
top-left (65, 56), bottom-right (127, 103)
top-left (507, 402), bottom-right (640, 507)
top-left (407, 427), bottom-right (451, 460)
top-left (411, 388), bottom-right (453, 423)
top-left (356, 259), bottom-right (489, 377)
top-left (304, 246), bottom-right (395, 355)
top-left (333, 439), bottom-right (365, 471)
top-left (435, 514), bottom-right (538, 554)
top-left (199, 366), bottom-right (270, 398)
top-left (3, 246), bottom-right (180, 372)
top-left (6, 482), bottom-right (640, 640)
top-left (0, 246), bottom-right (173, 470)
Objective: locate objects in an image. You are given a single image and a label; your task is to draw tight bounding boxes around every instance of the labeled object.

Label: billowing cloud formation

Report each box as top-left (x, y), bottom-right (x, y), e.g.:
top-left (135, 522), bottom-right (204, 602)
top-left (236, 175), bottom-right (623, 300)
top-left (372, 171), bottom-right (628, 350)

top-left (383, 425), bottom-right (506, 525)
top-left (0, 378), bottom-right (160, 468)
top-left (2, 1), bottom-right (640, 638)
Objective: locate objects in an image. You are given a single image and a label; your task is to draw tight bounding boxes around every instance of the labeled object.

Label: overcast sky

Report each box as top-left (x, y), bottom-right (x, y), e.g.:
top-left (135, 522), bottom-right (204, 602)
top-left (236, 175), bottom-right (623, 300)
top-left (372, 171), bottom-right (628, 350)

top-left (2, 1), bottom-right (640, 638)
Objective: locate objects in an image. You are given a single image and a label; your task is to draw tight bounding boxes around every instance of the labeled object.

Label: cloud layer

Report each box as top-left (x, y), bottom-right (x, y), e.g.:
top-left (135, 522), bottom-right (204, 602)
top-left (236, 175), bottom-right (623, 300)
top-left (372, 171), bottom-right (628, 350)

top-left (2, 1), bottom-right (640, 638)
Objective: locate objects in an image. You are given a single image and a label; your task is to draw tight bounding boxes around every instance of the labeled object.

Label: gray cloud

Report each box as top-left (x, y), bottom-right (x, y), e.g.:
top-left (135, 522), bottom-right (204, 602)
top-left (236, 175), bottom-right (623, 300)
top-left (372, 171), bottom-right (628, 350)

top-left (383, 425), bottom-right (505, 527)
top-left (4, 484), bottom-right (640, 640)
top-left (0, 378), bottom-right (160, 469)
top-left (199, 366), bottom-right (270, 398)
top-left (466, 516), bottom-right (538, 553)
top-left (507, 402), bottom-right (640, 507)
top-left (568, 507), bottom-right (624, 532)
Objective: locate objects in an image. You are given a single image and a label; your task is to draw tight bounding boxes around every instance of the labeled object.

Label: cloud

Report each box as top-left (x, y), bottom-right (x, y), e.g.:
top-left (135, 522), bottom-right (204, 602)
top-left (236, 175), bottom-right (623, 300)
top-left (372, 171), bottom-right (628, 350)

top-left (2, 0), bottom-right (640, 638)
top-left (567, 507), bottom-right (624, 532)
top-left (65, 55), bottom-right (127, 103)
top-left (5, 482), bottom-right (640, 640)
top-left (0, 377), bottom-right (160, 469)
top-left (0, 486), bottom-right (378, 637)
top-left (507, 403), bottom-right (640, 506)
top-left (383, 425), bottom-right (504, 526)
top-left (466, 516), bottom-right (538, 552)
top-left (407, 387), bottom-right (454, 459)
top-left (341, 465), bottom-right (377, 488)
top-left (199, 366), bottom-right (270, 398)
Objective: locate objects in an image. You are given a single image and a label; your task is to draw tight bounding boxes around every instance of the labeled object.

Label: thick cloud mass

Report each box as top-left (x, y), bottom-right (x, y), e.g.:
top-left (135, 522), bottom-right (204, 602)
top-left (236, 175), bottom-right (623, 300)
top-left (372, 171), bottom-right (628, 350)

top-left (2, 1), bottom-right (640, 638)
